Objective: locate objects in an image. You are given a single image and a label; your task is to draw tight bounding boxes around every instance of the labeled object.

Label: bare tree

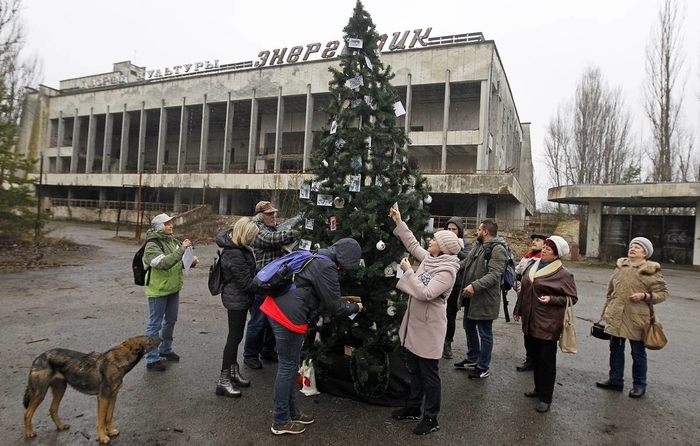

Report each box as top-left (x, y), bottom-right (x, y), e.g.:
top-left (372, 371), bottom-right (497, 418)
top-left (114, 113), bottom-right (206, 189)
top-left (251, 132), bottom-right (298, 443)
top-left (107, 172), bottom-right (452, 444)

top-left (544, 66), bottom-right (635, 190)
top-left (0, 0), bottom-right (40, 124)
top-left (642, 0), bottom-right (686, 182)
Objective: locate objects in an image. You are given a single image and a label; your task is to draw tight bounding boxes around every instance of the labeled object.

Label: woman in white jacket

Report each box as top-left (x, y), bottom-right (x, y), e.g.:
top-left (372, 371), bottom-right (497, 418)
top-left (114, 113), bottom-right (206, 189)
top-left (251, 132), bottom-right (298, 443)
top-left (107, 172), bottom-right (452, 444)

top-left (388, 207), bottom-right (462, 435)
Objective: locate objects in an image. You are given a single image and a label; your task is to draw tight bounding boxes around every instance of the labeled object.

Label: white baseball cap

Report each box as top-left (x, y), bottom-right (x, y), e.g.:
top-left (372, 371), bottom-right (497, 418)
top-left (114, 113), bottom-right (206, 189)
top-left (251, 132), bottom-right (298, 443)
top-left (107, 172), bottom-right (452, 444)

top-left (151, 213), bottom-right (174, 232)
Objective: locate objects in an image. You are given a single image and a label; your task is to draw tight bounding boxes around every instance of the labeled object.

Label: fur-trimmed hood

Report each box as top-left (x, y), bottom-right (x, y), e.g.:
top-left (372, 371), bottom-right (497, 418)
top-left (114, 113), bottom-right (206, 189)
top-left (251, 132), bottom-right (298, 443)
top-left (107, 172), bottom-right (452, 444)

top-left (616, 258), bottom-right (661, 275)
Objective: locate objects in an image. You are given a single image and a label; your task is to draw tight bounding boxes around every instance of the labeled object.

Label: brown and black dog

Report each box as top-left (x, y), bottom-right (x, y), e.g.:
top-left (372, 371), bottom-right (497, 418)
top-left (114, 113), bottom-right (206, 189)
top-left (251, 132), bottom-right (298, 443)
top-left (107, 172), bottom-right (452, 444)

top-left (23, 336), bottom-right (161, 443)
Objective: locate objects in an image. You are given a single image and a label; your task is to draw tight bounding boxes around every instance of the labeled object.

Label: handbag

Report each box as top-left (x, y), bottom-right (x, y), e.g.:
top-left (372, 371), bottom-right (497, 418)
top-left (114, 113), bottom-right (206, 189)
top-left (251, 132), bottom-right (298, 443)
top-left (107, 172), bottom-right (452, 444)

top-left (643, 301), bottom-right (667, 350)
top-left (590, 319), bottom-right (611, 340)
top-left (559, 296), bottom-right (577, 353)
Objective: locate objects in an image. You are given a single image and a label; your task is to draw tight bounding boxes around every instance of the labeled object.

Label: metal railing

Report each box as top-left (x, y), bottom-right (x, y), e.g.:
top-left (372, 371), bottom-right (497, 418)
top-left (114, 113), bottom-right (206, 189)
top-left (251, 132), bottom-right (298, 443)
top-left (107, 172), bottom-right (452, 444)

top-left (50, 199), bottom-right (197, 213)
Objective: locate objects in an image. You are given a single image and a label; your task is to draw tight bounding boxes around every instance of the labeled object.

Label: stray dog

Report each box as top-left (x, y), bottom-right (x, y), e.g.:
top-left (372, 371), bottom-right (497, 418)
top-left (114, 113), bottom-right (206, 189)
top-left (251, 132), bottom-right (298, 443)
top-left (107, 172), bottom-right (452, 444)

top-left (23, 336), bottom-right (161, 443)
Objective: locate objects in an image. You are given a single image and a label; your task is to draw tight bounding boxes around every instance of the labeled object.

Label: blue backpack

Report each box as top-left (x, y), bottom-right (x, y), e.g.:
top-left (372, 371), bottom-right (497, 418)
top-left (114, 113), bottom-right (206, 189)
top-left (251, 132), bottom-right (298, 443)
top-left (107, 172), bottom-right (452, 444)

top-left (484, 241), bottom-right (517, 291)
top-left (253, 251), bottom-right (332, 296)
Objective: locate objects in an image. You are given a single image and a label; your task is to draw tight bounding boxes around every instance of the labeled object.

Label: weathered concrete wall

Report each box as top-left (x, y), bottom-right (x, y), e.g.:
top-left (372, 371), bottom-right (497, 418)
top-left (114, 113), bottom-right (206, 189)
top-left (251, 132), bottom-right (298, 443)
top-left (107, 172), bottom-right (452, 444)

top-left (51, 204), bottom-right (211, 225)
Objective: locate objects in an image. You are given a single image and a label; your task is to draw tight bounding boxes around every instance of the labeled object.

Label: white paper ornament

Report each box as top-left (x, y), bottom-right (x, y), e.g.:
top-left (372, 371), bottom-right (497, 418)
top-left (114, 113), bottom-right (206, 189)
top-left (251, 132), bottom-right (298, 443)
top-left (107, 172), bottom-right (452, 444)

top-left (384, 265), bottom-right (394, 277)
top-left (321, 159), bottom-right (329, 167)
top-left (376, 240), bottom-right (386, 251)
top-left (387, 305), bottom-right (397, 316)
top-left (424, 194), bottom-right (433, 204)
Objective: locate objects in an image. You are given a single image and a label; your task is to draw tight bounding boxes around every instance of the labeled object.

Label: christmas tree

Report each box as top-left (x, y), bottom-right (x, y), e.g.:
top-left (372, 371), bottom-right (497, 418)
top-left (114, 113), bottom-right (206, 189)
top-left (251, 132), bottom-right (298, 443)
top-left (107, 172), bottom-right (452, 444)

top-left (298, 1), bottom-right (432, 404)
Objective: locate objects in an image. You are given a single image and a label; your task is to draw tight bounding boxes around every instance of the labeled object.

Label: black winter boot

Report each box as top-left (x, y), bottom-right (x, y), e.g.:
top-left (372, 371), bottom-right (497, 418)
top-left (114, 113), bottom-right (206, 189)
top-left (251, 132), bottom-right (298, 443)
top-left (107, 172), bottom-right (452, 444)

top-left (215, 369), bottom-right (241, 398)
top-left (231, 363), bottom-right (250, 387)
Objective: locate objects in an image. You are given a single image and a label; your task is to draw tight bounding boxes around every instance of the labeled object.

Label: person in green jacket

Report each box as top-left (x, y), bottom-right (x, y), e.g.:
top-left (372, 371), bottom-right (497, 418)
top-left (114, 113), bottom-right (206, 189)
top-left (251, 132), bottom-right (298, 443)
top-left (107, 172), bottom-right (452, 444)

top-left (143, 213), bottom-right (198, 372)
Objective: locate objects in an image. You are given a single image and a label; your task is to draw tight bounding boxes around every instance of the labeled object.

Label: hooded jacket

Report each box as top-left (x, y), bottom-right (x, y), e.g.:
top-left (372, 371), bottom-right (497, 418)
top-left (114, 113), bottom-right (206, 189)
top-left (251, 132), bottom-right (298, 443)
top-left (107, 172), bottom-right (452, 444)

top-left (216, 229), bottom-right (258, 311)
top-left (514, 259), bottom-right (578, 340)
top-left (143, 229), bottom-right (185, 298)
top-left (260, 239), bottom-right (361, 333)
top-left (394, 222), bottom-right (460, 359)
top-left (443, 217), bottom-right (473, 289)
top-left (603, 258), bottom-right (668, 341)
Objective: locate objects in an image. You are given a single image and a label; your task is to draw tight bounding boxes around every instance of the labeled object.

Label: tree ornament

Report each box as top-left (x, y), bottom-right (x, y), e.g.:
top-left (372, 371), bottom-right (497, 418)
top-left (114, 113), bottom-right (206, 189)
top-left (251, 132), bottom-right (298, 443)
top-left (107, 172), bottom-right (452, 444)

top-left (376, 240), bottom-right (386, 251)
top-left (424, 194), bottom-right (433, 204)
top-left (321, 159), bottom-right (329, 167)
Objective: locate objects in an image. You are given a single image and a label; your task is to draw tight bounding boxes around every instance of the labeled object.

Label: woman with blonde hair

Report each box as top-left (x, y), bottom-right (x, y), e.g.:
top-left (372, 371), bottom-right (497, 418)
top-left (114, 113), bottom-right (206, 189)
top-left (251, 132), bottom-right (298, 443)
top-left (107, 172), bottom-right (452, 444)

top-left (214, 217), bottom-right (260, 397)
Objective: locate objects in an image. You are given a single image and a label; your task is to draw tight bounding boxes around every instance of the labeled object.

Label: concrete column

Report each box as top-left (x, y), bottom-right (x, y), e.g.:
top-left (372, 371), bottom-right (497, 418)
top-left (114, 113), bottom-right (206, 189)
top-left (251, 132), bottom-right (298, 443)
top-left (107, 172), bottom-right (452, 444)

top-left (477, 79), bottom-right (490, 171)
top-left (119, 105), bottom-right (130, 173)
top-left (404, 73), bottom-right (412, 151)
top-left (248, 90), bottom-right (259, 172)
top-left (102, 106), bottom-right (113, 172)
top-left (222, 92), bottom-right (233, 173)
top-left (586, 200), bottom-right (603, 259)
top-left (441, 70), bottom-right (450, 173)
top-left (70, 109), bottom-right (80, 173)
top-left (99, 188), bottom-right (107, 209)
top-left (56, 111), bottom-right (64, 172)
top-left (303, 85), bottom-right (314, 171)
top-left (219, 190), bottom-right (229, 215)
top-left (137, 102), bottom-right (147, 173)
top-left (476, 196), bottom-right (488, 223)
top-left (274, 87), bottom-right (284, 172)
top-left (178, 97), bottom-right (188, 173)
top-left (174, 189), bottom-right (182, 214)
top-left (157, 100), bottom-right (167, 173)
top-left (199, 94), bottom-right (210, 172)
top-left (86, 108), bottom-right (96, 173)
top-left (693, 202), bottom-right (700, 268)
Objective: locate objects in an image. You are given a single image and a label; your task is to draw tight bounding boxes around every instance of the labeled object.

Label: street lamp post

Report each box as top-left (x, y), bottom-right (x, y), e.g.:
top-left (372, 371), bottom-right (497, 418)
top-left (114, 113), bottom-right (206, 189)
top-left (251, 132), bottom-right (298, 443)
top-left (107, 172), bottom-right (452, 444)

top-left (34, 152), bottom-right (44, 243)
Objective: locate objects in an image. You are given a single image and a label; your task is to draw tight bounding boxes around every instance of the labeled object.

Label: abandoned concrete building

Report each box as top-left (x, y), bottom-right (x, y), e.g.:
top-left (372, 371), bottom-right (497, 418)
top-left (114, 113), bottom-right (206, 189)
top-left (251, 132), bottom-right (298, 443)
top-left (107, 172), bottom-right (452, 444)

top-left (17, 29), bottom-right (535, 223)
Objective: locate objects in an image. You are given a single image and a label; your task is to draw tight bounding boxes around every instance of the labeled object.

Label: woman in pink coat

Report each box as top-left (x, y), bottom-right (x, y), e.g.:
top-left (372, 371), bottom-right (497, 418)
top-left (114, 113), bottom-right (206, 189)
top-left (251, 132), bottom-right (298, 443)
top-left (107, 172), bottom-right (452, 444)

top-left (388, 207), bottom-right (462, 436)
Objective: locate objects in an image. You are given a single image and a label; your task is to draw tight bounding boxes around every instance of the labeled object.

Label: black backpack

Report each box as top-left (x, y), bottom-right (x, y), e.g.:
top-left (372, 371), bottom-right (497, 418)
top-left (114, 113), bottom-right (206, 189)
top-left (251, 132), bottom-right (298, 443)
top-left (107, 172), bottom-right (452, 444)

top-left (208, 249), bottom-right (231, 296)
top-left (132, 239), bottom-right (164, 286)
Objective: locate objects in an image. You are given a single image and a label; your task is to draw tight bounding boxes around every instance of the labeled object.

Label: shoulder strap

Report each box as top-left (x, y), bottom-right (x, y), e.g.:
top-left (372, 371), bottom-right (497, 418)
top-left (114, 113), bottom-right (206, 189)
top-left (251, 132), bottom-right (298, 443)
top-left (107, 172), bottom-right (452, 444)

top-left (144, 239), bottom-right (165, 285)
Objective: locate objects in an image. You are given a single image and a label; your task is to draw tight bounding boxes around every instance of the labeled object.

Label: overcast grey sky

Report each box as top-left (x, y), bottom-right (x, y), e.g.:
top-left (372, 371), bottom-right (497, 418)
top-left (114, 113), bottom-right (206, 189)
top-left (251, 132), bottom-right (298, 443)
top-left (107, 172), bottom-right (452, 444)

top-left (22, 0), bottom-right (700, 206)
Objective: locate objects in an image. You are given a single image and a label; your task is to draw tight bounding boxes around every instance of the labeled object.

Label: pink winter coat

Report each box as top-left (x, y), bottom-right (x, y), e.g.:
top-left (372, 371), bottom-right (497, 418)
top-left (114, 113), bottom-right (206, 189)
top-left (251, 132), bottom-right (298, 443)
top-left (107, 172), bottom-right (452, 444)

top-left (393, 222), bottom-right (460, 359)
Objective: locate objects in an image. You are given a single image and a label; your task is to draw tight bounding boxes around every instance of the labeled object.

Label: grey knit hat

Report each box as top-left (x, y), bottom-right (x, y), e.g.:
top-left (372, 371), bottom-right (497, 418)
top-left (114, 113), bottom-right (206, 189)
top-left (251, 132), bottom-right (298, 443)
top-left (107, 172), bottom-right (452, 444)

top-left (630, 237), bottom-right (653, 259)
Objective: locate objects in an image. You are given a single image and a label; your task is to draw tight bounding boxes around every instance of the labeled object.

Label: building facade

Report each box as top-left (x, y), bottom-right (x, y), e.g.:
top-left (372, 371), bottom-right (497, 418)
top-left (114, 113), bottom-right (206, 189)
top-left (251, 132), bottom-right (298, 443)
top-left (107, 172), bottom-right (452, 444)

top-left (18, 30), bottom-right (535, 220)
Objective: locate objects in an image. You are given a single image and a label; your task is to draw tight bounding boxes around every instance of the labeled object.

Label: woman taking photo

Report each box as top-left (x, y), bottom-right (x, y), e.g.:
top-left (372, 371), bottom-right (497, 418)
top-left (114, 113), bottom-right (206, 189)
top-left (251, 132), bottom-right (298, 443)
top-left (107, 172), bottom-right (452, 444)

top-left (596, 237), bottom-right (668, 398)
top-left (513, 235), bottom-right (577, 413)
top-left (214, 217), bottom-right (260, 398)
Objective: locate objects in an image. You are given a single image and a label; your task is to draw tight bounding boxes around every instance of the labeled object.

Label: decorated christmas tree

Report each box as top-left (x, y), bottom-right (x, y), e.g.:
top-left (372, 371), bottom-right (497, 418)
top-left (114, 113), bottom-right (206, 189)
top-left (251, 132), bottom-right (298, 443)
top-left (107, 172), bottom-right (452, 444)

top-left (297, 1), bottom-right (432, 404)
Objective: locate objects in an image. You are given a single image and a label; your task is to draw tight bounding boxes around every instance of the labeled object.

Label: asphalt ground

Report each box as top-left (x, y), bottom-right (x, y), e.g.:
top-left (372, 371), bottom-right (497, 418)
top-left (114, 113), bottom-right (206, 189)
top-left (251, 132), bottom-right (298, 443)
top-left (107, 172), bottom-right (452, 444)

top-left (1, 223), bottom-right (699, 445)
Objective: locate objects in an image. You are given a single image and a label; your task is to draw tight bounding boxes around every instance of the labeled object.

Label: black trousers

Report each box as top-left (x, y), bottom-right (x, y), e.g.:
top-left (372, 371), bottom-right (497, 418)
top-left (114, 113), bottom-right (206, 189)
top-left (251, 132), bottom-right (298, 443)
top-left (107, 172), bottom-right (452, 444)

top-left (405, 349), bottom-right (441, 418)
top-left (222, 309), bottom-right (248, 370)
top-left (525, 335), bottom-right (558, 404)
top-left (445, 287), bottom-right (460, 343)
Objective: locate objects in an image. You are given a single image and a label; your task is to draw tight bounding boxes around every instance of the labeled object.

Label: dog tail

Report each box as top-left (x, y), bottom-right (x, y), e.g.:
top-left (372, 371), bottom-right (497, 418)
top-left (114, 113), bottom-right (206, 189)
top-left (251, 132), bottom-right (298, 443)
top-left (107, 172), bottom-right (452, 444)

top-left (23, 385), bottom-right (31, 409)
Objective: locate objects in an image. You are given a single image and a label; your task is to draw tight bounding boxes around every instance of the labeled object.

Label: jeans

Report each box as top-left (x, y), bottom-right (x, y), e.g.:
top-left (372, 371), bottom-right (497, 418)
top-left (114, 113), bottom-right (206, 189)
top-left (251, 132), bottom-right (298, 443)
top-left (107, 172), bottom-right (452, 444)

top-left (269, 318), bottom-right (304, 425)
top-left (464, 318), bottom-right (493, 370)
top-left (243, 294), bottom-right (276, 360)
top-left (145, 292), bottom-right (180, 363)
top-left (405, 349), bottom-right (441, 418)
top-left (609, 336), bottom-right (647, 389)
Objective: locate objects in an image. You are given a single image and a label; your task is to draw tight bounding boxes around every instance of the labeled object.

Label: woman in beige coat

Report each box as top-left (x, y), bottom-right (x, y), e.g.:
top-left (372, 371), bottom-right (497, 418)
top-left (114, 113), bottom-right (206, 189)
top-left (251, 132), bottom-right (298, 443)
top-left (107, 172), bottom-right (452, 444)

top-left (388, 207), bottom-right (461, 436)
top-left (596, 237), bottom-right (668, 398)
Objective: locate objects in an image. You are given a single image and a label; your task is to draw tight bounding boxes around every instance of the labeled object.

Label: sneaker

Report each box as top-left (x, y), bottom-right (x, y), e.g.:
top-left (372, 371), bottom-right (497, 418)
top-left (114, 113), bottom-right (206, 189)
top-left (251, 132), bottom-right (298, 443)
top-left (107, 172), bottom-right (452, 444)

top-left (146, 360), bottom-right (166, 372)
top-left (454, 359), bottom-right (477, 370)
top-left (442, 342), bottom-right (453, 359)
top-left (291, 413), bottom-right (315, 425)
top-left (160, 352), bottom-right (180, 362)
top-left (413, 415), bottom-right (439, 435)
top-left (391, 406), bottom-right (422, 422)
top-left (271, 421), bottom-right (305, 435)
top-left (468, 367), bottom-right (490, 379)
top-left (260, 351), bottom-right (279, 363)
top-left (244, 357), bottom-right (263, 370)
